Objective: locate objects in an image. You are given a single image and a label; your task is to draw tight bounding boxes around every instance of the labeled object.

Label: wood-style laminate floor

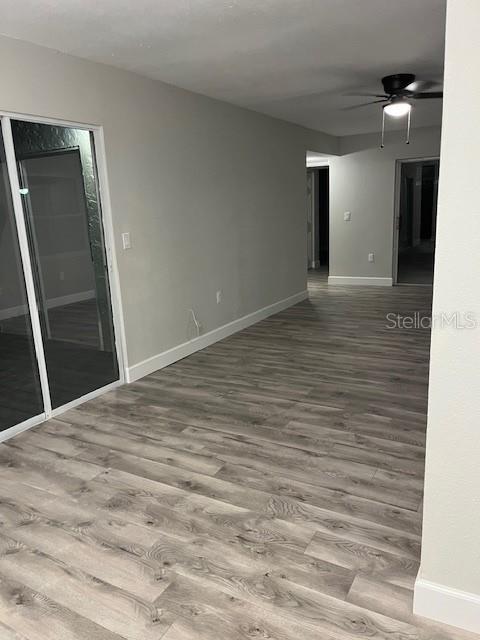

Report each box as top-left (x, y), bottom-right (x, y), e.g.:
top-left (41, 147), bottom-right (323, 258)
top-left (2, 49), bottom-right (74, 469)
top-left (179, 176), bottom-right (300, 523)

top-left (0, 271), bottom-right (474, 640)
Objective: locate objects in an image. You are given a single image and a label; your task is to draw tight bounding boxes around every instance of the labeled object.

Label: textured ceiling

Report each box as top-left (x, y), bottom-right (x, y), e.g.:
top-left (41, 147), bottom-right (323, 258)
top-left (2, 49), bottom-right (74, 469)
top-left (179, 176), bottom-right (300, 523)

top-left (0, 0), bottom-right (446, 135)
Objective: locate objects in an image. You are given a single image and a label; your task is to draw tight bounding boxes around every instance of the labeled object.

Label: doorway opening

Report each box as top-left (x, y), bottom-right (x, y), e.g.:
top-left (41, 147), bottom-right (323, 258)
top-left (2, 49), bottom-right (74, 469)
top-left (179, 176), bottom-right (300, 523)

top-left (394, 158), bottom-right (439, 285)
top-left (306, 162), bottom-right (329, 275)
top-left (0, 115), bottom-right (123, 440)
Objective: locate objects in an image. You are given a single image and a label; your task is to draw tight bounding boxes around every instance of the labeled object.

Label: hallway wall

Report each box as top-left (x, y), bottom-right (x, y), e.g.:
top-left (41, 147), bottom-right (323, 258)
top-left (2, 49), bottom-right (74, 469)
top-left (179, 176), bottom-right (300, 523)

top-left (328, 126), bottom-right (441, 284)
top-left (0, 34), bottom-right (337, 377)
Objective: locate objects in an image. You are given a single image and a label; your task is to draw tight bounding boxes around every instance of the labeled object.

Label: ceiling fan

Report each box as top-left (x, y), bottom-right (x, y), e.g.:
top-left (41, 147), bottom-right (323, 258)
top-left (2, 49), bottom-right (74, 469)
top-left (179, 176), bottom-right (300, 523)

top-left (345, 74), bottom-right (443, 147)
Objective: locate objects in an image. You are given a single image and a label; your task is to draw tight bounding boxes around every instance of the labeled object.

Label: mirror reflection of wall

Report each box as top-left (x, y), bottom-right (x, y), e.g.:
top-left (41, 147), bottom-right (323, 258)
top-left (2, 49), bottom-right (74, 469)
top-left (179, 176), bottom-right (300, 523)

top-left (19, 150), bottom-right (97, 346)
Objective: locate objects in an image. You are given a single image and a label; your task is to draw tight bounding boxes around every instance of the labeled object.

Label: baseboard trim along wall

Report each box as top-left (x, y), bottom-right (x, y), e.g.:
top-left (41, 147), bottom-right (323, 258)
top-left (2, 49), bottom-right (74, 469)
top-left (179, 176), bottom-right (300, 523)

top-left (414, 576), bottom-right (480, 633)
top-left (127, 289), bottom-right (308, 383)
top-left (328, 276), bottom-right (393, 287)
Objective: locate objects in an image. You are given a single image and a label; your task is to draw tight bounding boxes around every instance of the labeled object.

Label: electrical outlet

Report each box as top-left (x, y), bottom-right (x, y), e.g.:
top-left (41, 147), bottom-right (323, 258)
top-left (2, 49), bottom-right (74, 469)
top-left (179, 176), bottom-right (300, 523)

top-left (368, 252), bottom-right (375, 263)
top-left (216, 290), bottom-right (222, 304)
top-left (59, 271), bottom-right (65, 281)
top-left (344, 211), bottom-right (351, 221)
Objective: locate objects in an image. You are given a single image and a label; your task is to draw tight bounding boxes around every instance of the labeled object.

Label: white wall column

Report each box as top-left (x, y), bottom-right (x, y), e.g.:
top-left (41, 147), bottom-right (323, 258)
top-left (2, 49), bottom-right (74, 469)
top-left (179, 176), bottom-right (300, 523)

top-left (414, 0), bottom-right (480, 633)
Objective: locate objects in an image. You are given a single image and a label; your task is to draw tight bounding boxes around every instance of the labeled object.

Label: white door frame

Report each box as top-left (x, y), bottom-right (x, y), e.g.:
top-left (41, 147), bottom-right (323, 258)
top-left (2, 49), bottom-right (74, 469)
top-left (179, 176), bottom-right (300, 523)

top-left (392, 155), bottom-right (440, 285)
top-left (306, 169), bottom-right (314, 268)
top-left (0, 111), bottom-right (127, 443)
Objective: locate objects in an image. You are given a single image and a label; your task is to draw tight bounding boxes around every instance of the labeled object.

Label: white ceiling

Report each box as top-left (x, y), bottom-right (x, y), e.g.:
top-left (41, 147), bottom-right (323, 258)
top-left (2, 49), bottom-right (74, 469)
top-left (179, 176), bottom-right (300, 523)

top-left (0, 0), bottom-right (446, 136)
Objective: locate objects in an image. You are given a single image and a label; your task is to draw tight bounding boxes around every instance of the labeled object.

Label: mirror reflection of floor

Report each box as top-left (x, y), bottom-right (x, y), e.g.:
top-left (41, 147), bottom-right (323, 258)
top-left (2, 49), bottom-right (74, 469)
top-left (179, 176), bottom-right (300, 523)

top-left (0, 299), bottom-right (117, 432)
top-left (398, 241), bottom-right (435, 285)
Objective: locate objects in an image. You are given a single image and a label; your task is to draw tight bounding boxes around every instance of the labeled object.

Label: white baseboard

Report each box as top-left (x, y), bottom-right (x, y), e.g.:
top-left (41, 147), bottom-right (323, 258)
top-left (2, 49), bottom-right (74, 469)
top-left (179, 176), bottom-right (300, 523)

top-left (127, 289), bottom-right (308, 383)
top-left (414, 576), bottom-right (480, 633)
top-left (328, 276), bottom-right (393, 287)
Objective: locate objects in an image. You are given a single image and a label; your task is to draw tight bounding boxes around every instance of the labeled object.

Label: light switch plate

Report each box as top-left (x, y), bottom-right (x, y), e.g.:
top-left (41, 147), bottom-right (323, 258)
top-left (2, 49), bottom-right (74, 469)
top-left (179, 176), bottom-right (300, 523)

top-left (122, 232), bottom-right (131, 250)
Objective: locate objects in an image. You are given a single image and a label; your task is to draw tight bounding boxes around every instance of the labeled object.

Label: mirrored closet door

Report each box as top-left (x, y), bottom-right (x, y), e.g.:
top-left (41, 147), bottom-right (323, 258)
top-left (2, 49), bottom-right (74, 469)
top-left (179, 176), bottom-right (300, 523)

top-left (0, 116), bottom-right (121, 435)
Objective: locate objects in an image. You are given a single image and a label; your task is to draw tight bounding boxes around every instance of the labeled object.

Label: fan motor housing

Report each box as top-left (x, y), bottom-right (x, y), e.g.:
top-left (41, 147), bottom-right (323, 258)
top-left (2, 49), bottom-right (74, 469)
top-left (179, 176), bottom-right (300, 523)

top-left (382, 73), bottom-right (416, 95)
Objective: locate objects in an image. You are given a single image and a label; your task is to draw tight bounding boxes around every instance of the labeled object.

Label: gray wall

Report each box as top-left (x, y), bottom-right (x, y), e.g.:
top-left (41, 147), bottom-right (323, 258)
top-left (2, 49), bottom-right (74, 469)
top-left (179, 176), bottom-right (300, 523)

top-left (329, 126), bottom-right (441, 280)
top-left (0, 35), bottom-right (336, 370)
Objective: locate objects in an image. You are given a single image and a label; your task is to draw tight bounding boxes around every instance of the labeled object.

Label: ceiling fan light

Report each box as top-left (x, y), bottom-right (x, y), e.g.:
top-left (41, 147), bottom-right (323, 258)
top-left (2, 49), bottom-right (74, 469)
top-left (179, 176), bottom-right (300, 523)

top-left (384, 100), bottom-right (411, 117)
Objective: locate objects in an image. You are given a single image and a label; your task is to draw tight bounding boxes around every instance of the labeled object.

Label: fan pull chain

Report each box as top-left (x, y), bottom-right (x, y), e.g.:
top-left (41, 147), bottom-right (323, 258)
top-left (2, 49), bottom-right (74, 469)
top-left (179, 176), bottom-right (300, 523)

top-left (406, 108), bottom-right (411, 144)
top-left (380, 109), bottom-right (385, 149)
top-left (380, 108), bottom-right (386, 148)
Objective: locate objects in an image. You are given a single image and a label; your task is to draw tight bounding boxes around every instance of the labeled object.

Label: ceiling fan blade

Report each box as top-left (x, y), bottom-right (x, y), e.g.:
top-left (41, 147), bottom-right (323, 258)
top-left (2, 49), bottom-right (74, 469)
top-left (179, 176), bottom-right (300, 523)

top-left (413, 91), bottom-right (443, 99)
top-left (406, 80), bottom-right (436, 92)
top-left (341, 99), bottom-right (389, 111)
top-left (344, 93), bottom-right (388, 98)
